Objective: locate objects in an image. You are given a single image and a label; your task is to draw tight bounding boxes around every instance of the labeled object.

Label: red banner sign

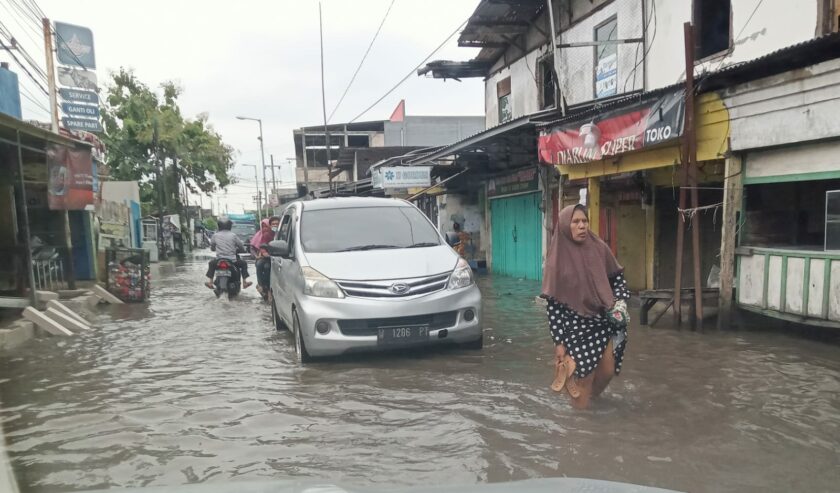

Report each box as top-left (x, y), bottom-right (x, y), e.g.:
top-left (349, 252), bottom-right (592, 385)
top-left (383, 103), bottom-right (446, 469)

top-left (538, 89), bottom-right (685, 166)
top-left (47, 144), bottom-right (95, 210)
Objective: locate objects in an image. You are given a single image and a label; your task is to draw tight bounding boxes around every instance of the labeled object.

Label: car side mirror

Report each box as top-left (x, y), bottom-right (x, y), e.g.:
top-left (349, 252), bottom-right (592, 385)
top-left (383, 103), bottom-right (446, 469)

top-left (445, 232), bottom-right (460, 247)
top-left (267, 239), bottom-right (291, 258)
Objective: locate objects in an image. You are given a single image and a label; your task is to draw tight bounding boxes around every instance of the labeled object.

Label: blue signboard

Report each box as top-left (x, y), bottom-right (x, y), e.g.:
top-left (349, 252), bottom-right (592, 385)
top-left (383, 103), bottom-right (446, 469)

top-left (62, 102), bottom-right (100, 118)
top-left (54, 22), bottom-right (96, 69)
top-left (62, 116), bottom-right (103, 133)
top-left (59, 88), bottom-right (98, 105)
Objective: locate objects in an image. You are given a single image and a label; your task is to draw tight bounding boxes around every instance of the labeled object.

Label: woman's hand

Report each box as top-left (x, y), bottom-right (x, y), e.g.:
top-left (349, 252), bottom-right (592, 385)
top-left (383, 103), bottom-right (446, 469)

top-left (554, 344), bottom-right (568, 364)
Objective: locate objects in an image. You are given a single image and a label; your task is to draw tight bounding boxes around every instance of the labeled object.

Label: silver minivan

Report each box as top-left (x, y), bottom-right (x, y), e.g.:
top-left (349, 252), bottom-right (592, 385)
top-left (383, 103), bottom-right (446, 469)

top-left (267, 197), bottom-right (482, 362)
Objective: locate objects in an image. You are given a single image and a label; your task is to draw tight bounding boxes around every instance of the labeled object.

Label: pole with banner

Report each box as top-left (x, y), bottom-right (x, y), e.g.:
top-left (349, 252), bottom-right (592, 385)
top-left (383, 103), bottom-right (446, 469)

top-left (43, 18), bottom-right (76, 288)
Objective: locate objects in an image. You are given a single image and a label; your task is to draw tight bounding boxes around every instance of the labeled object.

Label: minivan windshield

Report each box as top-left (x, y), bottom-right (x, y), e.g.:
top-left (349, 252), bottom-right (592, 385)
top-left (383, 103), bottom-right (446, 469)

top-left (301, 206), bottom-right (441, 253)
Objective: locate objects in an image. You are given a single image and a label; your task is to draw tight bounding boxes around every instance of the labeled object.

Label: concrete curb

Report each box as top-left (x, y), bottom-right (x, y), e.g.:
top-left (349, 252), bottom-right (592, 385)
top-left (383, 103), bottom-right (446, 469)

top-left (0, 419), bottom-right (20, 493)
top-left (0, 320), bottom-right (36, 352)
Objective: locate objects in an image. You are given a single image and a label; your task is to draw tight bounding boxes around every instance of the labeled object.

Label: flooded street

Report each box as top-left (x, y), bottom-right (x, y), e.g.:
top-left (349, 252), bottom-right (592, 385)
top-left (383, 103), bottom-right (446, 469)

top-left (1, 257), bottom-right (839, 493)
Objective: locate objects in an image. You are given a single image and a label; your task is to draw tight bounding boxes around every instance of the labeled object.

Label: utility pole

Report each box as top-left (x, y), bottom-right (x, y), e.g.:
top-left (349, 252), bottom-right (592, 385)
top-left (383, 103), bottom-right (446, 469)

top-left (258, 119), bottom-right (268, 212)
top-left (42, 18), bottom-right (59, 132)
top-left (243, 164), bottom-right (262, 223)
top-left (673, 22), bottom-right (703, 329)
top-left (43, 17), bottom-right (75, 288)
top-left (319, 2), bottom-right (333, 195)
top-left (269, 154), bottom-right (277, 198)
top-left (301, 128), bottom-right (310, 195)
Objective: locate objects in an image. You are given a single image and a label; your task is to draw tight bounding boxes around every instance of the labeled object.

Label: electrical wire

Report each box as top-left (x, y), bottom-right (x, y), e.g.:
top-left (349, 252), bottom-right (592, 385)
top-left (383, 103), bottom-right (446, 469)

top-left (327, 0), bottom-right (396, 123)
top-left (622, 0), bottom-right (656, 92)
top-left (348, 17), bottom-right (468, 123)
top-left (18, 82), bottom-right (50, 113)
top-left (690, 0), bottom-right (766, 91)
top-left (2, 0), bottom-right (44, 52)
top-left (0, 37), bottom-right (48, 94)
top-left (0, 19), bottom-right (48, 83)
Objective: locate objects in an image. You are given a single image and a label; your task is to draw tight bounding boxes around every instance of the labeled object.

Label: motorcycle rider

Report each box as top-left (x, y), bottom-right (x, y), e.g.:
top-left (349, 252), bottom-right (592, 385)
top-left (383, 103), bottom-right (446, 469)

top-left (205, 216), bottom-right (252, 289)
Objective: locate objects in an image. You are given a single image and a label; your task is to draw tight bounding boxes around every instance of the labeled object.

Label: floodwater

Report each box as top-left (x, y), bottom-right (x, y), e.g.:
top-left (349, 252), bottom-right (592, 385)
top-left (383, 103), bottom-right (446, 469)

top-left (1, 257), bottom-right (839, 493)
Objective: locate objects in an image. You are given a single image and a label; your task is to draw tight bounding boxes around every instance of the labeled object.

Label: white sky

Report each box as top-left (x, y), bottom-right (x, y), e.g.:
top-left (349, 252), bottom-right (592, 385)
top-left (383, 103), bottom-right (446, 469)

top-left (4, 0), bottom-right (484, 214)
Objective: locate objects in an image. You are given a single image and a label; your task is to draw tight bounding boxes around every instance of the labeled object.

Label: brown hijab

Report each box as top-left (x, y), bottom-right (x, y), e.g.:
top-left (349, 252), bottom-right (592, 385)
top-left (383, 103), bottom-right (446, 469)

top-left (542, 204), bottom-right (623, 316)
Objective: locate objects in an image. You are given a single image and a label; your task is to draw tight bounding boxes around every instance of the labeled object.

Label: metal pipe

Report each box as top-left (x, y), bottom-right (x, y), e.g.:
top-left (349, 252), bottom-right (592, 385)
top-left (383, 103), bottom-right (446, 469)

top-left (16, 130), bottom-right (39, 306)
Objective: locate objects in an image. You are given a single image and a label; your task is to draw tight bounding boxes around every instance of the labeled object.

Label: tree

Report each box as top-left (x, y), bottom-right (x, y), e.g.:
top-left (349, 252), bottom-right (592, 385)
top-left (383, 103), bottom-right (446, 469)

top-left (202, 217), bottom-right (218, 231)
top-left (101, 68), bottom-right (234, 215)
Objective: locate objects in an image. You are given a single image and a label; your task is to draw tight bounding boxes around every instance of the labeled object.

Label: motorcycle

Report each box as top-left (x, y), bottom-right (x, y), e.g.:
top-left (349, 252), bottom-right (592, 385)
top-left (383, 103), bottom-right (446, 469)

top-left (213, 258), bottom-right (242, 299)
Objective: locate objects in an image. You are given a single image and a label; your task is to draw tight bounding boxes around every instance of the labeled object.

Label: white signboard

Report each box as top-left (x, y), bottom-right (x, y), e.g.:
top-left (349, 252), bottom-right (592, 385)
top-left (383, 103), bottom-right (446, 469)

top-left (379, 166), bottom-right (432, 189)
top-left (595, 53), bottom-right (617, 98)
top-left (57, 66), bottom-right (98, 91)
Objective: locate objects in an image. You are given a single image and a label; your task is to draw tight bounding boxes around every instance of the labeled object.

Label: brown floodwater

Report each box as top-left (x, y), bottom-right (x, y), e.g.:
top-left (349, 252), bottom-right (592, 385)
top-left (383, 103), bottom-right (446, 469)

top-left (1, 258), bottom-right (839, 493)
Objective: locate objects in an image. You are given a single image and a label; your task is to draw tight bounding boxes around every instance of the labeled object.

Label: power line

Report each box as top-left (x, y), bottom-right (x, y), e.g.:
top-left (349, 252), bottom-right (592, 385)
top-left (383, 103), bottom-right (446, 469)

top-left (695, 0), bottom-right (766, 92)
top-left (2, 0), bottom-right (44, 50)
top-left (623, 0), bottom-right (657, 92)
top-left (327, 0), bottom-right (396, 123)
top-left (0, 37), bottom-right (48, 94)
top-left (0, 19), bottom-right (48, 82)
top-left (348, 17), bottom-right (467, 123)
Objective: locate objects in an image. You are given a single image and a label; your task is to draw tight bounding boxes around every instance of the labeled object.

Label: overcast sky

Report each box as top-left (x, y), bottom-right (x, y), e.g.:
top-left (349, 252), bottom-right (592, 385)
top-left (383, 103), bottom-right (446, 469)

top-left (5, 0), bottom-right (484, 213)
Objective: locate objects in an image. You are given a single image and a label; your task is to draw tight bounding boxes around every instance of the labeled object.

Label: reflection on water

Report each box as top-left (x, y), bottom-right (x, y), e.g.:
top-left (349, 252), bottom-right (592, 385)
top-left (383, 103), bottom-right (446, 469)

top-left (1, 259), bottom-right (839, 493)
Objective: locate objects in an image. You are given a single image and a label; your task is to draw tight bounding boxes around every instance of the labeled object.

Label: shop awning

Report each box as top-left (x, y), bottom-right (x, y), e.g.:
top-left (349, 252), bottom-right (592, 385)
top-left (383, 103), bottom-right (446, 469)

top-left (404, 109), bottom-right (555, 169)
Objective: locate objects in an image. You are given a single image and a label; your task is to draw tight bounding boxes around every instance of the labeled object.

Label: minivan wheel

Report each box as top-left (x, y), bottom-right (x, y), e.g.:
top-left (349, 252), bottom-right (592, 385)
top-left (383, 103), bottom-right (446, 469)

top-left (271, 293), bottom-right (288, 331)
top-left (292, 310), bottom-right (312, 364)
top-left (464, 332), bottom-right (484, 350)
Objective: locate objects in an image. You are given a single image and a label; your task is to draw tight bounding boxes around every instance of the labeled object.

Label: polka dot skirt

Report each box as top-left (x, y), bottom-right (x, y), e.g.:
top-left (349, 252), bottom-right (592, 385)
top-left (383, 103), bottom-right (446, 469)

top-left (547, 272), bottom-right (631, 379)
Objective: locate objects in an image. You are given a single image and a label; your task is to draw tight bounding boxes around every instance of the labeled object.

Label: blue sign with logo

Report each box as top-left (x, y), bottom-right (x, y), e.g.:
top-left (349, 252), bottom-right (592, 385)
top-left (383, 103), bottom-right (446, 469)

top-left (62, 102), bottom-right (100, 118)
top-left (59, 88), bottom-right (98, 105)
top-left (54, 21), bottom-right (96, 69)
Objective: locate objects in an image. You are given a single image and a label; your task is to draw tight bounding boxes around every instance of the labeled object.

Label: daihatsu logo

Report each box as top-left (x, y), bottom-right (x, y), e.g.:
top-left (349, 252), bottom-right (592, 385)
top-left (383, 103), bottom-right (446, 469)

top-left (389, 283), bottom-right (410, 295)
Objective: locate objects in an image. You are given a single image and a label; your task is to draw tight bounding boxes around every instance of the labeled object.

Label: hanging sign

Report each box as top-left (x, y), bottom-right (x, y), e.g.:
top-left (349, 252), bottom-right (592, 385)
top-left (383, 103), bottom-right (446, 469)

top-left (54, 22), bottom-right (96, 69)
top-left (62, 116), bottom-right (103, 133)
top-left (59, 88), bottom-right (98, 104)
top-left (538, 88), bottom-right (685, 166)
top-left (595, 53), bottom-right (618, 98)
top-left (57, 67), bottom-right (98, 91)
top-left (487, 167), bottom-right (539, 197)
top-left (61, 102), bottom-right (100, 118)
top-left (379, 166), bottom-right (432, 188)
top-left (47, 144), bottom-right (95, 210)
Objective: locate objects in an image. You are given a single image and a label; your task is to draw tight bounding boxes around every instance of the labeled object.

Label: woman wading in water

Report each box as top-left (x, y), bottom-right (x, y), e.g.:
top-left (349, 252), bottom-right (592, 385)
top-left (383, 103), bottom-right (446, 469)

top-left (542, 204), bottom-right (630, 409)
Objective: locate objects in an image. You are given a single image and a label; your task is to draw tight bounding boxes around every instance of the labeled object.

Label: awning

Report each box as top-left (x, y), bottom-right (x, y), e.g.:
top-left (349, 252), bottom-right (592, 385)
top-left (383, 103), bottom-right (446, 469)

top-left (405, 109), bottom-right (555, 168)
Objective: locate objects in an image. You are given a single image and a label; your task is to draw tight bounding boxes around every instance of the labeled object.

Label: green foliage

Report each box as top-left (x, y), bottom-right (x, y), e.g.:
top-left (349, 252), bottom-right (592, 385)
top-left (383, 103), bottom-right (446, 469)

top-left (101, 68), bottom-right (234, 213)
top-left (202, 217), bottom-right (218, 230)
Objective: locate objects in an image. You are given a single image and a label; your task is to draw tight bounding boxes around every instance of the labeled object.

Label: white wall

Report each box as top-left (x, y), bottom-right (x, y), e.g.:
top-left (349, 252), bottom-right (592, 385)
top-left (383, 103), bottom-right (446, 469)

top-left (724, 58), bottom-right (840, 152)
top-left (646, 0), bottom-right (820, 90)
top-left (101, 181), bottom-right (140, 205)
top-left (484, 47), bottom-right (549, 128)
top-left (559, 0), bottom-right (645, 104)
top-left (480, 0), bottom-right (821, 128)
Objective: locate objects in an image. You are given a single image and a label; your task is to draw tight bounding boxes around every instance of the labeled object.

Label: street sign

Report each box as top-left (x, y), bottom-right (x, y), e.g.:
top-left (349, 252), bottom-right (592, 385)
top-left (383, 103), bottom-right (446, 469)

top-left (379, 166), bottom-right (432, 189)
top-left (62, 117), bottom-right (103, 133)
top-left (61, 102), bottom-right (100, 118)
top-left (57, 67), bottom-right (97, 91)
top-left (54, 22), bottom-right (96, 69)
top-left (59, 88), bottom-right (98, 105)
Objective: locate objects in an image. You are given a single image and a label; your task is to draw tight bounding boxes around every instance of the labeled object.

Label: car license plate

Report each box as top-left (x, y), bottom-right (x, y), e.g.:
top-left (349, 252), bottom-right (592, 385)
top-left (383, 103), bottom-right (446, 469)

top-left (377, 325), bottom-right (430, 346)
top-left (216, 270), bottom-right (232, 277)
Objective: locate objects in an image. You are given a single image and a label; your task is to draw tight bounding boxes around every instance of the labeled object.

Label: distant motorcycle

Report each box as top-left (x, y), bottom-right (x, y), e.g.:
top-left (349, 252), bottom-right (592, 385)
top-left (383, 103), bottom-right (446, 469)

top-left (213, 259), bottom-right (242, 299)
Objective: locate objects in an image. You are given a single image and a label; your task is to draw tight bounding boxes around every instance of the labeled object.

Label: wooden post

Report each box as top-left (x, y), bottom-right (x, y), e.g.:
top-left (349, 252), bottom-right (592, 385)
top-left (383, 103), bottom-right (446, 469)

top-left (674, 22), bottom-right (697, 326)
top-left (587, 176), bottom-right (600, 236)
top-left (685, 23), bottom-right (703, 330)
top-left (718, 153), bottom-right (743, 330)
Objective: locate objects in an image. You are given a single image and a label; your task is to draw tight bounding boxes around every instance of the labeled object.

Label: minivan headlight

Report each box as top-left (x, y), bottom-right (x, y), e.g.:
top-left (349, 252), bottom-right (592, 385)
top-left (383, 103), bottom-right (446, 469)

top-left (448, 258), bottom-right (475, 290)
top-left (302, 267), bottom-right (345, 299)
